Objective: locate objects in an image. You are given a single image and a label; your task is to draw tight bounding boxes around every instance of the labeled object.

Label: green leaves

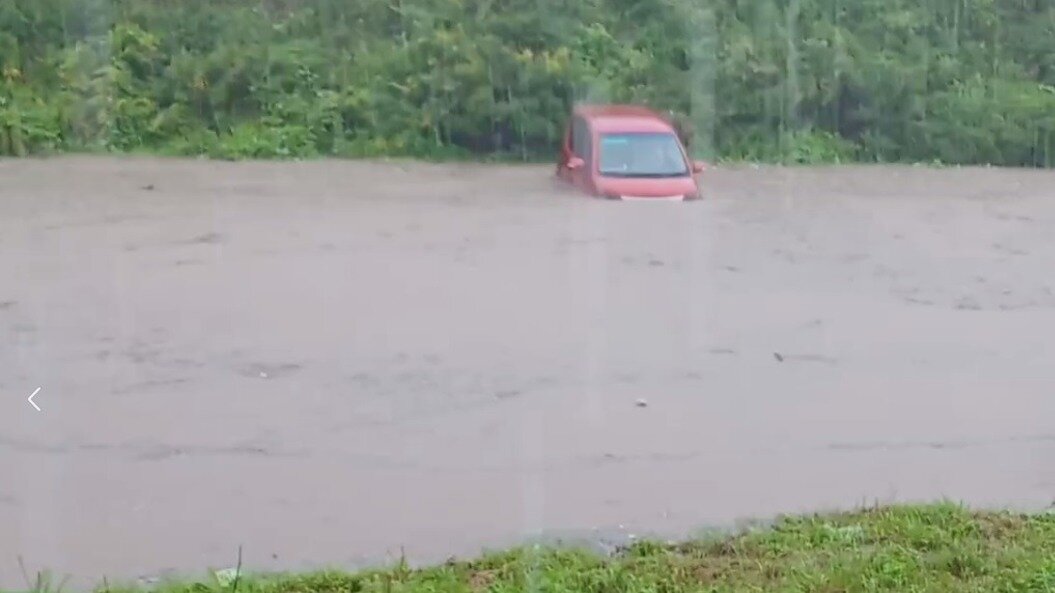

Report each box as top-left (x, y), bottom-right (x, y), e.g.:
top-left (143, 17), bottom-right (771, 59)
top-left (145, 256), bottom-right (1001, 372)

top-left (1, 0), bottom-right (1055, 163)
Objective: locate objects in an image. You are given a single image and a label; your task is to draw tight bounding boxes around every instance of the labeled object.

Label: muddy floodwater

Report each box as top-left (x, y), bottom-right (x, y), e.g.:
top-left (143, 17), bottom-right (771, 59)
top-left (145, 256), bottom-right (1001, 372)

top-left (3, 157), bottom-right (1055, 588)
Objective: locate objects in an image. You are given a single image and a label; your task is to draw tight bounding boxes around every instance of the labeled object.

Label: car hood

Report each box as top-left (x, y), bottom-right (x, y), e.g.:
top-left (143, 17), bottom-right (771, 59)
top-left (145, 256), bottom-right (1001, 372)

top-left (595, 175), bottom-right (698, 199)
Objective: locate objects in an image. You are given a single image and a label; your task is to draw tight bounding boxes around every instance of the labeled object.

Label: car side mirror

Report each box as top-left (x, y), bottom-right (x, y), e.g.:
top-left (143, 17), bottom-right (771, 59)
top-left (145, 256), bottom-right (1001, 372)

top-left (567, 156), bottom-right (585, 170)
top-left (692, 160), bottom-right (708, 174)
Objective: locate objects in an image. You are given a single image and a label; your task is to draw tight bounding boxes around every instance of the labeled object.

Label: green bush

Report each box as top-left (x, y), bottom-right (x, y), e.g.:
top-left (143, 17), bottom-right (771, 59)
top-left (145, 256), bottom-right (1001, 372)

top-left (0, 92), bottom-right (62, 155)
top-left (786, 129), bottom-right (858, 164)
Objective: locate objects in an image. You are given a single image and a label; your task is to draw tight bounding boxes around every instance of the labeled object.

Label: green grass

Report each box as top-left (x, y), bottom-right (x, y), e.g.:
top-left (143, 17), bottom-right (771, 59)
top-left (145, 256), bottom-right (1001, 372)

top-left (13, 504), bottom-right (1055, 593)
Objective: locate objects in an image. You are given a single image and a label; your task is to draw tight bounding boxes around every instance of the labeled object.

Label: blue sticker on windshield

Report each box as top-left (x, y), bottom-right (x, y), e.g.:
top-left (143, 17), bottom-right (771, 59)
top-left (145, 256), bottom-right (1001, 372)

top-left (602, 137), bottom-right (630, 145)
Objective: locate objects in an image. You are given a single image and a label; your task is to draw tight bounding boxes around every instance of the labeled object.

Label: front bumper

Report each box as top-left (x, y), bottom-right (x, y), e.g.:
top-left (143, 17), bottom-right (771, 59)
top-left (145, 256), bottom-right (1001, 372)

top-left (617, 195), bottom-right (686, 202)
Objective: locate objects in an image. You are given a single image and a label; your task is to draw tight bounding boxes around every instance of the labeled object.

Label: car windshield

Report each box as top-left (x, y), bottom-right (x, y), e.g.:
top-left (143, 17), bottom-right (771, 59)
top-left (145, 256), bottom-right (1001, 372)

top-left (598, 133), bottom-right (689, 177)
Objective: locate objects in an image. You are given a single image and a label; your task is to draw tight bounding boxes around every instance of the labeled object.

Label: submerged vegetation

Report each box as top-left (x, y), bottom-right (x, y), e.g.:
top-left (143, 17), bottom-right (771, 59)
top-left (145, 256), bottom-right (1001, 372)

top-left (2, 0), bottom-right (1055, 165)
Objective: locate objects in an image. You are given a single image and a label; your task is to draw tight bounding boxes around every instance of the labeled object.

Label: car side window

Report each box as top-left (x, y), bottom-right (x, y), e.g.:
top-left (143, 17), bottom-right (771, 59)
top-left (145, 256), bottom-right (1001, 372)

top-left (571, 117), bottom-right (590, 163)
top-left (573, 116), bottom-right (590, 162)
top-left (570, 117), bottom-right (582, 156)
top-left (580, 122), bottom-right (592, 163)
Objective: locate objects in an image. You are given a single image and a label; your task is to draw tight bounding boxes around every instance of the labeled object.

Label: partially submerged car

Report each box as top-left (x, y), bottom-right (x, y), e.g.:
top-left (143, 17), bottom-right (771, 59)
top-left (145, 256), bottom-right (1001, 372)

top-left (556, 104), bottom-right (707, 201)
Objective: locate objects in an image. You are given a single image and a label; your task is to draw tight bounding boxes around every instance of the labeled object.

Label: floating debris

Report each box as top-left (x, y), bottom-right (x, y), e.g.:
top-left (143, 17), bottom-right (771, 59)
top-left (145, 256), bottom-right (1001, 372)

top-left (214, 567), bottom-right (240, 587)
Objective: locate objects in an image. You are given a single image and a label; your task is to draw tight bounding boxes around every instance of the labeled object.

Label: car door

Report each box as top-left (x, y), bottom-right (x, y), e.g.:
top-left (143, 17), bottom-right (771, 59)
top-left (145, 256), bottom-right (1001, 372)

top-left (557, 119), bottom-right (575, 182)
top-left (560, 116), bottom-right (591, 190)
top-left (574, 119), bottom-right (593, 192)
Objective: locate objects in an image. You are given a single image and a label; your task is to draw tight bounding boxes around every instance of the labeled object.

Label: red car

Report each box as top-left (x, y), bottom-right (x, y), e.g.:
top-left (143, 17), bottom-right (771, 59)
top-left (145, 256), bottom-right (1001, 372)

top-left (556, 104), bottom-right (707, 201)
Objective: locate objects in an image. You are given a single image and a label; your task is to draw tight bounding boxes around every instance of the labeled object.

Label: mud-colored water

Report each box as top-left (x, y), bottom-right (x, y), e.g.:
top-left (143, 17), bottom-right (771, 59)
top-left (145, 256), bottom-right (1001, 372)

top-left (3, 157), bottom-right (1055, 588)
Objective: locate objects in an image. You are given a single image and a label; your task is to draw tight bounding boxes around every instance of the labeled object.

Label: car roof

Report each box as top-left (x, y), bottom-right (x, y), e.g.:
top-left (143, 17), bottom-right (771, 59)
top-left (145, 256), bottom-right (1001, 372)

top-left (573, 104), bottom-right (676, 134)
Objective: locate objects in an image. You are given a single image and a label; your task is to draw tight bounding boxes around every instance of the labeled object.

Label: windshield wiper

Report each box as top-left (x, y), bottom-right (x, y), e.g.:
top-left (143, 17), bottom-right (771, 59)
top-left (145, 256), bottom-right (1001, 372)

top-left (601, 171), bottom-right (689, 178)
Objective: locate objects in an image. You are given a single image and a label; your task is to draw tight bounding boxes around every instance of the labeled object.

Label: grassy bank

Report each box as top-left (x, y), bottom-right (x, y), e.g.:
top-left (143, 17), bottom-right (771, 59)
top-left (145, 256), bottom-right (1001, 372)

top-left (24, 504), bottom-right (1054, 593)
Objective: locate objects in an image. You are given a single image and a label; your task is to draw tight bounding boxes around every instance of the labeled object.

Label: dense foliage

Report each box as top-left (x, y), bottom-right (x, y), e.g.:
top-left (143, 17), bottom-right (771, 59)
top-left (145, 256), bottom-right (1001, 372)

top-left (2, 0), bottom-right (1055, 164)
